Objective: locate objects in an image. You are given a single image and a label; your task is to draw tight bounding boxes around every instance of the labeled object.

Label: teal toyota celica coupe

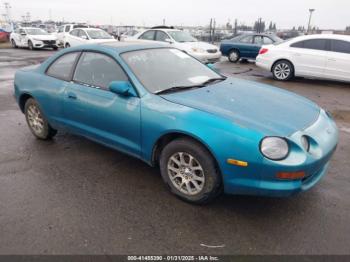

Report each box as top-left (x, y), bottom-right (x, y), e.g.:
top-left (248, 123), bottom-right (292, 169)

top-left (14, 41), bottom-right (338, 203)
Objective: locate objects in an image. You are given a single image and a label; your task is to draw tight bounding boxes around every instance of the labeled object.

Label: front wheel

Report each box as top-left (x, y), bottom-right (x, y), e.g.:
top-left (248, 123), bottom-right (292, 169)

top-left (11, 39), bottom-right (18, 48)
top-left (228, 49), bottom-right (240, 63)
top-left (272, 60), bottom-right (294, 81)
top-left (28, 40), bottom-right (34, 50)
top-left (159, 138), bottom-right (222, 204)
top-left (65, 43), bottom-right (70, 48)
top-left (24, 98), bottom-right (57, 140)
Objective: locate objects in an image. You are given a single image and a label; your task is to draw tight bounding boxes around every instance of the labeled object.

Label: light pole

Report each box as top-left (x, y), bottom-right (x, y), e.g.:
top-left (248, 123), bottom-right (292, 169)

top-left (307, 9), bottom-right (315, 34)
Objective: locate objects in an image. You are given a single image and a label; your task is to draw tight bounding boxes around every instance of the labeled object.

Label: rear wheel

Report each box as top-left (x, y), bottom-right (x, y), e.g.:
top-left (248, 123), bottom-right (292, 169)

top-left (228, 49), bottom-right (240, 63)
top-left (159, 138), bottom-right (222, 204)
top-left (272, 60), bottom-right (294, 81)
top-left (24, 98), bottom-right (57, 140)
top-left (11, 39), bottom-right (18, 48)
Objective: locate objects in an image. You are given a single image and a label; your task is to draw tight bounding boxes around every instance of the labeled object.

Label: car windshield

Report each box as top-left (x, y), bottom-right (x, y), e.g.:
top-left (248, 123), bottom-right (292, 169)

top-left (168, 31), bottom-right (197, 42)
top-left (26, 28), bottom-right (49, 35)
top-left (86, 30), bottom-right (113, 39)
top-left (122, 48), bottom-right (221, 94)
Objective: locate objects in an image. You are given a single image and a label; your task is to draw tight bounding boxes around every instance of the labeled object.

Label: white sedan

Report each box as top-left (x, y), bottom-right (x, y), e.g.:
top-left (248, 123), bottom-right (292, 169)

top-left (133, 27), bottom-right (222, 64)
top-left (10, 27), bottom-right (59, 50)
top-left (256, 34), bottom-right (350, 83)
top-left (64, 28), bottom-right (117, 48)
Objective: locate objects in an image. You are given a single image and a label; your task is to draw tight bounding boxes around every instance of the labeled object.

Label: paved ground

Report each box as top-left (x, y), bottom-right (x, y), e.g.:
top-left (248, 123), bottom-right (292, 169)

top-left (0, 48), bottom-right (350, 255)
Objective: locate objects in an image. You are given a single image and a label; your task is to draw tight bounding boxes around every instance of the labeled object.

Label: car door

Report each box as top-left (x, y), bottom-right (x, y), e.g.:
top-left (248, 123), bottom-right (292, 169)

top-left (237, 35), bottom-right (254, 58)
top-left (324, 39), bottom-right (350, 82)
top-left (67, 29), bottom-right (80, 46)
top-left (289, 39), bottom-right (329, 78)
top-left (63, 51), bottom-right (141, 157)
top-left (77, 29), bottom-right (89, 45)
top-left (42, 52), bottom-right (81, 127)
top-left (252, 35), bottom-right (265, 58)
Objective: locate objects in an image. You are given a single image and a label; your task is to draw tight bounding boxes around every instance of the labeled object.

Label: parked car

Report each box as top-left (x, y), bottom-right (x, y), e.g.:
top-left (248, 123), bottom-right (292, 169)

top-left (220, 33), bottom-right (282, 63)
top-left (134, 26), bottom-right (221, 63)
top-left (56, 24), bottom-right (89, 47)
top-left (14, 42), bottom-right (338, 204)
top-left (10, 27), bottom-right (58, 50)
top-left (256, 34), bottom-right (350, 82)
top-left (64, 28), bottom-right (116, 47)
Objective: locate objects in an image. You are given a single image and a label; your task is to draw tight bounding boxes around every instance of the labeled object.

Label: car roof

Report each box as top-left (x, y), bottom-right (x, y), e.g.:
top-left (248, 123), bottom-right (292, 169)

top-left (291, 34), bottom-right (350, 42)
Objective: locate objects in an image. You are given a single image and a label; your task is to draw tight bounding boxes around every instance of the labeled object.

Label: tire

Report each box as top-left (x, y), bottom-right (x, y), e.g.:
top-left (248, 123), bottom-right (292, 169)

top-left (272, 60), bottom-right (294, 81)
top-left (159, 138), bottom-right (222, 204)
top-left (53, 46), bottom-right (58, 51)
top-left (228, 49), bottom-right (240, 63)
top-left (11, 39), bottom-right (18, 48)
top-left (24, 98), bottom-right (57, 140)
top-left (28, 40), bottom-right (34, 50)
top-left (65, 43), bottom-right (70, 48)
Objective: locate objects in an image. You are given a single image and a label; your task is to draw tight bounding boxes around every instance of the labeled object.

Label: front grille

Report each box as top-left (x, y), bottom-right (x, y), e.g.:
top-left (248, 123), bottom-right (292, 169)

top-left (207, 49), bottom-right (218, 53)
top-left (43, 40), bottom-right (56, 45)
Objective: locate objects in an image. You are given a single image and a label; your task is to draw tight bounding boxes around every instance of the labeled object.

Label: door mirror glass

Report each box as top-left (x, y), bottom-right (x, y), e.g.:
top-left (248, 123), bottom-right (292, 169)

top-left (108, 81), bottom-right (132, 96)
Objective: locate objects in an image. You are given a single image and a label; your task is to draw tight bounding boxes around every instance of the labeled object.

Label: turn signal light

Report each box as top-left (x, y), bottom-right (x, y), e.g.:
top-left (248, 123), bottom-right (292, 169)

top-left (259, 48), bottom-right (269, 55)
top-left (276, 171), bottom-right (305, 180)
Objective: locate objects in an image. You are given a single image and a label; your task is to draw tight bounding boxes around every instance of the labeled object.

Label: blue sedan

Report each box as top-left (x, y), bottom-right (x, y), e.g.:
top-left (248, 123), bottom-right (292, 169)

top-left (220, 33), bottom-right (282, 63)
top-left (14, 42), bottom-right (338, 204)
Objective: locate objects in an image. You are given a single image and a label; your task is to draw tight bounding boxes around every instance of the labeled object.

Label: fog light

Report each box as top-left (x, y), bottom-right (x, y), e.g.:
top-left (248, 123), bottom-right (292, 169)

top-left (277, 171), bottom-right (305, 180)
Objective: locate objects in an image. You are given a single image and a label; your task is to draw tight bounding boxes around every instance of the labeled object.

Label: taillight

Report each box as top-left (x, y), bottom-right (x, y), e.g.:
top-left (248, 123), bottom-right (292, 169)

top-left (259, 48), bottom-right (269, 55)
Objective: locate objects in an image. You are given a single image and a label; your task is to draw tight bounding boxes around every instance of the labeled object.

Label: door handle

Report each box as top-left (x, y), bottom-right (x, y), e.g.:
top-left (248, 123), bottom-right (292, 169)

top-left (67, 92), bottom-right (77, 99)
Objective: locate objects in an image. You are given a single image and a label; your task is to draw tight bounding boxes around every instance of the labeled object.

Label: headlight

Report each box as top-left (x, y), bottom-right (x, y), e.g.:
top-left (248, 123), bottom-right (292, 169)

top-left (260, 137), bottom-right (289, 160)
top-left (191, 47), bottom-right (205, 53)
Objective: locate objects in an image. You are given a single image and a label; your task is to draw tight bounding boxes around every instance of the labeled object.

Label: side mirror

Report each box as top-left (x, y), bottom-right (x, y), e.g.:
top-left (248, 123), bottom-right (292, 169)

top-left (164, 38), bottom-right (174, 44)
top-left (108, 81), bottom-right (133, 96)
top-left (81, 35), bottom-right (88, 40)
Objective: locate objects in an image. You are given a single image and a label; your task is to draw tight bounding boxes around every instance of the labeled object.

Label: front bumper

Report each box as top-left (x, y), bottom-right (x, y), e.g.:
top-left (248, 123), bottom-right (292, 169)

top-left (190, 51), bottom-right (222, 64)
top-left (32, 39), bottom-right (58, 49)
top-left (223, 109), bottom-right (338, 197)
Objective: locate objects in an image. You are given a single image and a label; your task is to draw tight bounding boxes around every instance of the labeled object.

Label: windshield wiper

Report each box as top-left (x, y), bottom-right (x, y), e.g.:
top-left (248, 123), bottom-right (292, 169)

top-left (155, 84), bottom-right (204, 95)
top-left (201, 77), bottom-right (227, 86)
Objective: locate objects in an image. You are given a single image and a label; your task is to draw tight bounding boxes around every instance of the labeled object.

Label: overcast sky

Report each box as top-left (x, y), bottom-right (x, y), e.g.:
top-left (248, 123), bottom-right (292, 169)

top-left (2, 0), bottom-right (350, 29)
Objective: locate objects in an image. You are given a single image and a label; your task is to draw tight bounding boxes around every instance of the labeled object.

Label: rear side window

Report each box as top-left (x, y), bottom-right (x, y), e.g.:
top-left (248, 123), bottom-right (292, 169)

top-left (331, 40), bottom-right (350, 54)
top-left (65, 26), bottom-right (70, 32)
top-left (47, 52), bottom-right (79, 81)
top-left (139, 30), bottom-right (155, 40)
top-left (291, 39), bottom-right (328, 51)
top-left (240, 35), bottom-right (253, 44)
top-left (155, 31), bottom-right (169, 42)
top-left (70, 29), bottom-right (79, 36)
top-left (73, 52), bottom-right (128, 89)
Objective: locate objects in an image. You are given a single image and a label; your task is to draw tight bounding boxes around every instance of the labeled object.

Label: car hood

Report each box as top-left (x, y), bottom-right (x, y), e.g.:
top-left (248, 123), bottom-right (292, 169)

top-left (160, 78), bottom-right (320, 136)
top-left (30, 34), bottom-right (57, 40)
top-left (89, 39), bottom-right (118, 43)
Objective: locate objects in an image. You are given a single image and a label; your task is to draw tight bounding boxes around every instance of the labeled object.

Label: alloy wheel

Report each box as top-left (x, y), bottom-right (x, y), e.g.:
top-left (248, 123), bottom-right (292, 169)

top-left (167, 152), bottom-right (205, 196)
top-left (274, 63), bottom-right (291, 80)
top-left (27, 104), bottom-right (44, 136)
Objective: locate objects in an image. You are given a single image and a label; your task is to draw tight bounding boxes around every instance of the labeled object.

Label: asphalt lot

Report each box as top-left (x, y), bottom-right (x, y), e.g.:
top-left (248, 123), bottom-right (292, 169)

top-left (0, 47), bottom-right (350, 255)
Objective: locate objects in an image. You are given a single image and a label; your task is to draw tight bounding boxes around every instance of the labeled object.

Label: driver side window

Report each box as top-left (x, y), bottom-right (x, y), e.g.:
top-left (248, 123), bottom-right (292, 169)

top-left (73, 52), bottom-right (128, 90)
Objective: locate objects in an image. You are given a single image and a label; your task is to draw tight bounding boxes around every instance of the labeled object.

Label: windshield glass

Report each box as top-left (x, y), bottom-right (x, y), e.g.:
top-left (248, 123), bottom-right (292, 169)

top-left (86, 30), bottom-right (113, 39)
top-left (26, 28), bottom-right (49, 35)
top-left (168, 31), bottom-right (197, 42)
top-left (122, 48), bottom-right (221, 94)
